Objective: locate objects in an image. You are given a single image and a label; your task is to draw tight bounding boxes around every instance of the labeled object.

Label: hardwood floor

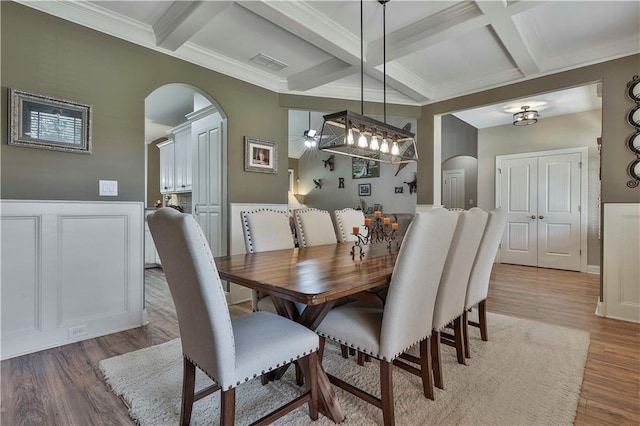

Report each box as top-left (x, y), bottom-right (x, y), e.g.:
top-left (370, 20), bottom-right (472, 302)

top-left (1, 265), bottom-right (638, 425)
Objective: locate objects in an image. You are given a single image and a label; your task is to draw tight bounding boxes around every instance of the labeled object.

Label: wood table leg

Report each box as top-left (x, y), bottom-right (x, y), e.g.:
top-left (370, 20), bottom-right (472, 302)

top-left (297, 343), bottom-right (345, 423)
top-left (270, 298), bottom-right (345, 423)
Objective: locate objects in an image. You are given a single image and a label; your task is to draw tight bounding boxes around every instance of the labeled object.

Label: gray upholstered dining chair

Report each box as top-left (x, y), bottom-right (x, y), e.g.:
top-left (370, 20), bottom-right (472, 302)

top-left (430, 207), bottom-right (488, 391)
top-left (294, 208), bottom-right (338, 247)
top-left (148, 208), bottom-right (319, 426)
top-left (240, 208), bottom-right (295, 313)
top-left (462, 208), bottom-right (507, 357)
top-left (334, 208), bottom-right (366, 243)
top-left (316, 209), bottom-right (459, 426)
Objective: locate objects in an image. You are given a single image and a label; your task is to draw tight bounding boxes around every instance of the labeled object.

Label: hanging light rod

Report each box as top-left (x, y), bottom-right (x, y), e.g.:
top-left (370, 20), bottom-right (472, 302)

top-left (317, 0), bottom-right (418, 165)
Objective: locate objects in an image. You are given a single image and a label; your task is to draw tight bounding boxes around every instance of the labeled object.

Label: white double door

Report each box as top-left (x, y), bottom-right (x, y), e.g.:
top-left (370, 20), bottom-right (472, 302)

top-left (497, 149), bottom-right (584, 271)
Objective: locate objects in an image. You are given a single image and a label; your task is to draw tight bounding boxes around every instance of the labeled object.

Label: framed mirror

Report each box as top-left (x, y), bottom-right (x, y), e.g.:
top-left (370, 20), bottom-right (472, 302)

top-left (627, 104), bottom-right (640, 128)
top-left (627, 75), bottom-right (640, 102)
top-left (628, 132), bottom-right (640, 155)
top-left (9, 89), bottom-right (92, 154)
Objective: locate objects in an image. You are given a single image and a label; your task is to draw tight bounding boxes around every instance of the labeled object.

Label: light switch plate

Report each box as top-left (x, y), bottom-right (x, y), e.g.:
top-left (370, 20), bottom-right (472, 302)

top-left (99, 180), bottom-right (118, 196)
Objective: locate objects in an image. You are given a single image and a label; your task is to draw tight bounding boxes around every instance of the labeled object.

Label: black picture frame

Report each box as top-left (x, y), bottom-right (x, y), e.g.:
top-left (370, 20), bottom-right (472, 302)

top-left (358, 183), bottom-right (371, 196)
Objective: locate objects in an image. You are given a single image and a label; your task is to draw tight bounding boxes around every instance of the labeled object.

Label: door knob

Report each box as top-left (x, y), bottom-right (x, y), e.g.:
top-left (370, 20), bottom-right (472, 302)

top-left (539, 215), bottom-right (545, 219)
top-left (530, 215), bottom-right (536, 219)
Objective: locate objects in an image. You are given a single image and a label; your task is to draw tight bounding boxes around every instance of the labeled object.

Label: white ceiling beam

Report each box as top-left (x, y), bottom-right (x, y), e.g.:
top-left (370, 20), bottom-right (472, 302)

top-left (153, 1), bottom-right (233, 51)
top-left (367, 2), bottom-right (488, 65)
top-left (288, 58), bottom-right (355, 91)
top-left (474, 1), bottom-right (540, 76)
top-left (238, 0), bottom-right (430, 102)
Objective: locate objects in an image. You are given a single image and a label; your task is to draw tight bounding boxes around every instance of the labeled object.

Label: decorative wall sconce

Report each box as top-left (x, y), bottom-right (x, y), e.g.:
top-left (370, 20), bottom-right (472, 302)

top-left (313, 178), bottom-right (322, 189)
top-left (626, 75), bottom-right (640, 188)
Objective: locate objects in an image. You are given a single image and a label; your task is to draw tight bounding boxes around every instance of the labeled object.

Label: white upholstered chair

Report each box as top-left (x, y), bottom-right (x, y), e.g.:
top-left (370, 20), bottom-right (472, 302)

top-left (240, 209), bottom-right (295, 313)
top-left (334, 208), bottom-right (366, 243)
top-left (463, 208), bottom-right (507, 357)
top-left (294, 208), bottom-right (338, 247)
top-left (148, 208), bottom-right (319, 425)
top-left (431, 207), bottom-right (488, 390)
top-left (316, 209), bottom-right (459, 426)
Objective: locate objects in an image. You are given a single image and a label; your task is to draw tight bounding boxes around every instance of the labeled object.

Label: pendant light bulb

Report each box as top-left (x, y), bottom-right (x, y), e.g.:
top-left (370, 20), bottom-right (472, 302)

top-left (391, 141), bottom-right (400, 156)
top-left (380, 137), bottom-right (390, 153)
top-left (370, 133), bottom-right (380, 151)
top-left (357, 128), bottom-right (368, 148)
top-left (346, 127), bottom-right (355, 145)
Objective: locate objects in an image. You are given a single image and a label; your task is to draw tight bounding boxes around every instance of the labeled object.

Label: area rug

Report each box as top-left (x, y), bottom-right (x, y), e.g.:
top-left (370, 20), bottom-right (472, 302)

top-left (100, 313), bottom-right (589, 425)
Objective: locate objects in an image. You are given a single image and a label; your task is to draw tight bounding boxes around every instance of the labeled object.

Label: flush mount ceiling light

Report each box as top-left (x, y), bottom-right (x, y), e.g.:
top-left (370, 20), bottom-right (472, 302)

top-left (513, 105), bottom-right (539, 126)
top-left (317, 0), bottom-right (418, 164)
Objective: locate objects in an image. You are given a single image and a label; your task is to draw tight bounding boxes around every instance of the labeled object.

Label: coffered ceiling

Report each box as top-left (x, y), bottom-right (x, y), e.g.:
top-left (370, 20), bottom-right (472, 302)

top-left (17, 0), bottom-right (640, 107)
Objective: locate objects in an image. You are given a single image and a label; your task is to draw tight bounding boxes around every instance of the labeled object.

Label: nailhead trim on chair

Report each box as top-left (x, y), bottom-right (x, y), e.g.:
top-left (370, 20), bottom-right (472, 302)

top-left (187, 346), bottom-right (320, 391)
top-left (435, 312), bottom-right (465, 332)
top-left (241, 208), bottom-right (289, 254)
top-left (294, 208), bottom-right (329, 248)
top-left (465, 297), bottom-right (485, 311)
top-left (317, 332), bottom-right (430, 362)
top-left (334, 208), bottom-right (356, 243)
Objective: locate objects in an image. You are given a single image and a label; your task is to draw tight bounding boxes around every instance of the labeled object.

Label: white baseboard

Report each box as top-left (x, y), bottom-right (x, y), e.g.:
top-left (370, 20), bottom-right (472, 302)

top-left (595, 300), bottom-right (604, 317)
top-left (587, 265), bottom-right (601, 274)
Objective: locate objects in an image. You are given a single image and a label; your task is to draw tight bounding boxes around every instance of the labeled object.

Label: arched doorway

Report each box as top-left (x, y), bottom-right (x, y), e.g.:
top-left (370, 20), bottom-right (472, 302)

top-left (144, 83), bottom-right (228, 285)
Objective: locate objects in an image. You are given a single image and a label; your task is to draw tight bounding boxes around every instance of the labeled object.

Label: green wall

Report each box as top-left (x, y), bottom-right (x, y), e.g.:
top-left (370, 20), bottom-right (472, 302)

top-left (1, 2), bottom-right (287, 204)
top-left (3, 2), bottom-right (636, 214)
top-left (417, 54), bottom-right (640, 206)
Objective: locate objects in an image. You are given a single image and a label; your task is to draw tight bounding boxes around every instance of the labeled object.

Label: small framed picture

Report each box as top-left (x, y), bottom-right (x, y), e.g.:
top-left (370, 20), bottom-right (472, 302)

top-left (358, 183), bottom-right (371, 196)
top-left (395, 186), bottom-right (404, 194)
top-left (245, 137), bottom-right (278, 174)
top-left (373, 203), bottom-right (382, 212)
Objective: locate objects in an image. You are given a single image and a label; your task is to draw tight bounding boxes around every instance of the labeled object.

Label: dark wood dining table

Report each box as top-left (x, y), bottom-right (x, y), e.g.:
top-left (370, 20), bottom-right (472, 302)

top-left (214, 242), bottom-right (399, 423)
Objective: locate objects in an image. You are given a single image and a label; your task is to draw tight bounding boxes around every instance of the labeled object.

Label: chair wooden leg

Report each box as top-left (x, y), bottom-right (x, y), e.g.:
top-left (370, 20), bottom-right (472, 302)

top-left (462, 310), bottom-right (470, 359)
top-left (479, 300), bottom-right (488, 341)
top-left (261, 374), bottom-right (269, 385)
top-left (431, 330), bottom-right (443, 390)
top-left (380, 360), bottom-right (395, 426)
top-left (357, 351), bottom-right (366, 366)
top-left (453, 316), bottom-right (466, 365)
top-left (295, 361), bottom-right (304, 386)
top-left (180, 356), bottom-right (196, 426)
top-left (318, 336), bottom-right (326, 364)
top-left (349, 347), bottom-right (356, 356)
top-left (304, 352), bottom-right (319, 420)
top-left (420, 338), bottom-right (434, 400)
top-left (340, 344), bottom-right (349, 358)
top-left (220, 388), bottom-right (235, 426)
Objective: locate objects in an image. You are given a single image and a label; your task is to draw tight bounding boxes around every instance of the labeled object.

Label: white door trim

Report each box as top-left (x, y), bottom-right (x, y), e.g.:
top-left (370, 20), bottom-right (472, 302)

top-left (495, 147), bottom-right (588, 272)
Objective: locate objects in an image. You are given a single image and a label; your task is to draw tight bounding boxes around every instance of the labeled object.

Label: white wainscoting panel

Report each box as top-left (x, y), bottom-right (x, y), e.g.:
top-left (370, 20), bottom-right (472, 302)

top-left (1, 216), bottom-right (41, 339)
top-left (603, 203), bottom-right (640, 323)
top-left (1, 201), bottom-right (144, 360)
top-left (227, 203), bottom-right (287, 304)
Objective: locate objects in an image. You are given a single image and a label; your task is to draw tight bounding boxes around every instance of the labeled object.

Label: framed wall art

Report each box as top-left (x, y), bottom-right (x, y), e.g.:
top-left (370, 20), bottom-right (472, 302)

top-left (358, 183), bottom-right (371, 196)
top-left (9, 88), bottom-right (92, 154)
top-left (244, 136), bottom-right (278, 174)
top-left (352, 157), bottom-right (380, 179)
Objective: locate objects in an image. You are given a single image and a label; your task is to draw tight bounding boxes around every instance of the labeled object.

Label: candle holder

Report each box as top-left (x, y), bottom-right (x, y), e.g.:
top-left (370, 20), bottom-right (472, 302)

top-left (350, 213), bottom-right (399, 258)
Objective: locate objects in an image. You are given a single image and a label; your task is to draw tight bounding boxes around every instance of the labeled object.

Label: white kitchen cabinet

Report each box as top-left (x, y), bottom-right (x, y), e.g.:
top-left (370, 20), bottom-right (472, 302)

top-left (158, 139), bottom-right (175, 194)
top-left (172, 122), bottom-right (192, 192)
top-left (144, 219), bottom-right (161, 267)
